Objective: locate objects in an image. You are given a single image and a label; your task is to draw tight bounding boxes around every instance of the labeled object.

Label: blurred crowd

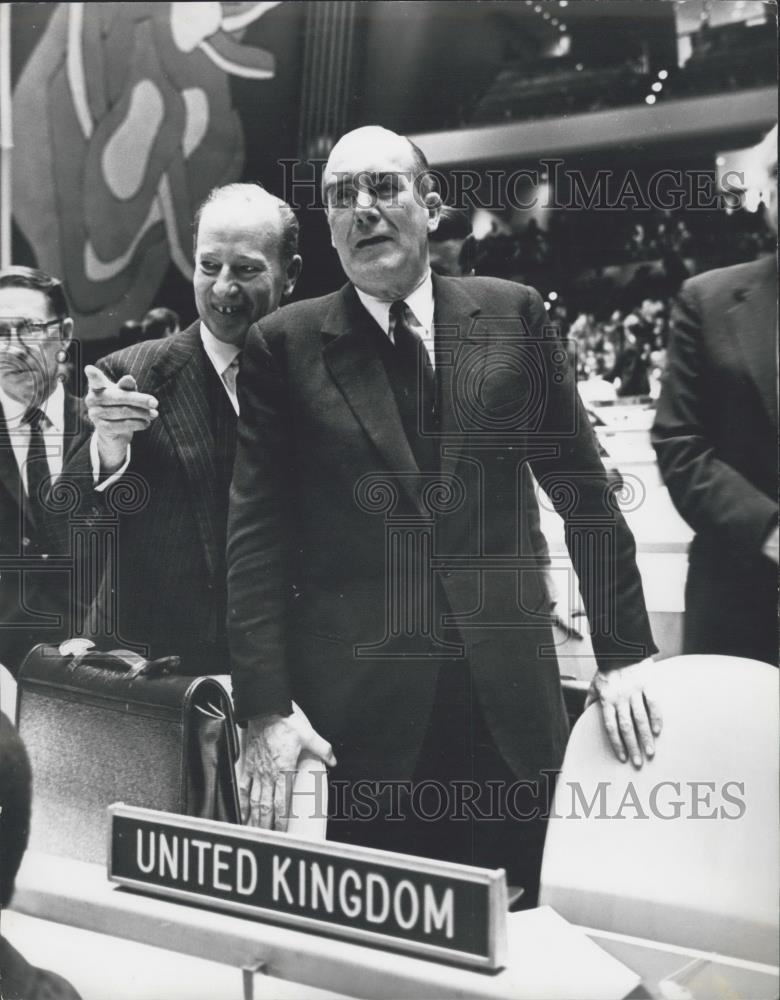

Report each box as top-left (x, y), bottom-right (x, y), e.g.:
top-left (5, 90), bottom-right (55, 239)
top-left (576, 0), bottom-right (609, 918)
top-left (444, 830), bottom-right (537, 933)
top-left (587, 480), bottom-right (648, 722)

top-left (118, 307), bottom-right (180, 348)
top-left (566, 300), bottom-right (667, 403)
top-left (460, 200), bottom-right (774, 403)
top-left (470, 201), bottom-right (773, 279)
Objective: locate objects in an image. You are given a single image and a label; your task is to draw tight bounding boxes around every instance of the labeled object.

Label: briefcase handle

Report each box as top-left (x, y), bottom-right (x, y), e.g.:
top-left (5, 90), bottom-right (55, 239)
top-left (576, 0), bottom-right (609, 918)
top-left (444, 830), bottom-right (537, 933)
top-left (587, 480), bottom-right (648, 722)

top-left (62, 639), bottom-right (182, 680)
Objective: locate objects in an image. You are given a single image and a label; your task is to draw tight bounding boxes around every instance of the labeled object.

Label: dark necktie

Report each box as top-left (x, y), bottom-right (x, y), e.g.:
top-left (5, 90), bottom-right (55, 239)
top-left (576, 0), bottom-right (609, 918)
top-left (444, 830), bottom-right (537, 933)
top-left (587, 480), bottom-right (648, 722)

top-left (22, 406), bottom-right (51, 522)
top-left (390, 301), bottom-right (435, 414)
top-left (389, 300), bottom-right (437, 469)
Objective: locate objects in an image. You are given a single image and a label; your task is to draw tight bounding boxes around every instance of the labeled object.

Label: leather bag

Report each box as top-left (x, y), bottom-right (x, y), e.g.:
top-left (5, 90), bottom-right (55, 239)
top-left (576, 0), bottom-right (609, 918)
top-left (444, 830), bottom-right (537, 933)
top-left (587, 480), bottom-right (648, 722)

top-left (16, 643), bottom-right (241, 864)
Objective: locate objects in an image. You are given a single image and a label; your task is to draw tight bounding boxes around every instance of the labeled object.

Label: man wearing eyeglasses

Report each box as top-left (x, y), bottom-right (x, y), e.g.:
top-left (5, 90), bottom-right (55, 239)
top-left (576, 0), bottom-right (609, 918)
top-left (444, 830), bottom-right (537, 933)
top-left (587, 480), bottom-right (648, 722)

top-left (0, 266), bottom-right (83, 674)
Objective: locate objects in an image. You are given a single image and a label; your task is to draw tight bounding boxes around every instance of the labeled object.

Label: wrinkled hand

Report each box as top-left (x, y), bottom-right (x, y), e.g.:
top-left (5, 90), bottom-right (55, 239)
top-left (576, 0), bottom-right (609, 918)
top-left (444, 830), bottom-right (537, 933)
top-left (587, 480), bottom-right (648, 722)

top-left (240, 704), bottom-right (337, 831)
top-left (85, 365), bottom-right (158, 473)
top-left (585, 658), bottom-right (662, 767)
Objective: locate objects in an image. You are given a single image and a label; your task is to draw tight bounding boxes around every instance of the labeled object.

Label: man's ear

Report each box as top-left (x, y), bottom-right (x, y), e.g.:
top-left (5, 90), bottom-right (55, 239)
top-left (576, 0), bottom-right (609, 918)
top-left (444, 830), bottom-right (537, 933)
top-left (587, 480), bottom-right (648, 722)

top-left (60, 317), bottom-right (74, 348)
top-left (324, 208), bottom-right (337, 248)
top-left (424, 191), bottom-right (442, 234)
top-left (283, 255), bottom-right (303, 298)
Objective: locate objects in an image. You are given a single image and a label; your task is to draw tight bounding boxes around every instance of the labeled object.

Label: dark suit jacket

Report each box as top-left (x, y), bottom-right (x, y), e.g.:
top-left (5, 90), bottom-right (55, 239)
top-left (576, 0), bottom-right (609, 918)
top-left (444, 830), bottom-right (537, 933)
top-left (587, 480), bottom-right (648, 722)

top-left (228, 275), bottom-right (656, 780)
top-left (0, 390), bottom-right (84, 673)
top-left (652, 256), bottom-right (778, 662)
top-left (62, 324), bottom-right (234, 672)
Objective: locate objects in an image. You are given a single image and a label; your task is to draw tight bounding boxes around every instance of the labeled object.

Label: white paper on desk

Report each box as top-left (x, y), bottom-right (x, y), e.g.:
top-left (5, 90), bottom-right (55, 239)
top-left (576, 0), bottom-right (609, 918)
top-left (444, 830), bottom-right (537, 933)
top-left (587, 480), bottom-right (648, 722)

top-left (503, 906), bottom-right (641, 1000)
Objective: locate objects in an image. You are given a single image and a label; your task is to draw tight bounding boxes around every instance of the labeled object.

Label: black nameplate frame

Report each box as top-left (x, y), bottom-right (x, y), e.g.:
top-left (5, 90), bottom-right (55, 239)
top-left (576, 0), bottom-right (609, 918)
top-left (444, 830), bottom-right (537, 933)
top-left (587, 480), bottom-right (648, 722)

top-left (108, 803), bottom-right (507, 969)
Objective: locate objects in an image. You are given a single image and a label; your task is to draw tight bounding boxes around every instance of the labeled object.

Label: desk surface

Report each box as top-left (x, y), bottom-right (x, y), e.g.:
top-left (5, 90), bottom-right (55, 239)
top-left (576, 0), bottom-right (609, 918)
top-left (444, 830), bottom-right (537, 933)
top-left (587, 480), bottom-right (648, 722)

top-left (11, 852), bottom-right (778, 1000)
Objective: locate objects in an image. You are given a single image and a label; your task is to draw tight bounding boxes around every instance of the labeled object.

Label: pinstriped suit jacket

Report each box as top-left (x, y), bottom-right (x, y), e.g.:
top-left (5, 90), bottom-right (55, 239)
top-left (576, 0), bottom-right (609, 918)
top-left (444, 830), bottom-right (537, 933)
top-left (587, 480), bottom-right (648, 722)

top-left (62, 323), bottom-right (234, 672)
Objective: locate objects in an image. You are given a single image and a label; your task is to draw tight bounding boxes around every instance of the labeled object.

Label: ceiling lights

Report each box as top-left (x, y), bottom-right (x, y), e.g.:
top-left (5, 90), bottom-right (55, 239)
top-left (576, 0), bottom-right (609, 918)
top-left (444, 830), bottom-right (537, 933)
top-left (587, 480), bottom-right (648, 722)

top-left (644, 67), bottom-right (668, 106)
top-left (526, 1), bottom-right (569, 39)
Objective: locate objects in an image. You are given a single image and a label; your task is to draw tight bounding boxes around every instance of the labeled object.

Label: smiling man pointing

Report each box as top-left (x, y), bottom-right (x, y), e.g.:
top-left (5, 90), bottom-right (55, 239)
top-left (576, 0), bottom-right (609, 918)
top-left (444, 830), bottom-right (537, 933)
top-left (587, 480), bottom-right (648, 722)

top-left (63, 184), bottom-right (301, 677)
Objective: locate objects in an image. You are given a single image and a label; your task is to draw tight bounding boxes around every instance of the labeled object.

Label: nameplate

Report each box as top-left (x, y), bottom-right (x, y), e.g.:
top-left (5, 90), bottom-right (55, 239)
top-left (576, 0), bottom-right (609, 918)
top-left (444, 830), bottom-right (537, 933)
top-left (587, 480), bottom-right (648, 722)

top-left (108, 804), bottom-right (507, 969)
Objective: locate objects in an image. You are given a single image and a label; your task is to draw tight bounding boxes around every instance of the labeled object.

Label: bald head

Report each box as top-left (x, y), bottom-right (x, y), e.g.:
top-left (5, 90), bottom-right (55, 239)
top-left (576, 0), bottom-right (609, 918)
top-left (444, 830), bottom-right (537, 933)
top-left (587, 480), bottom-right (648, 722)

top-left (323, 127), bottom-right (433, 203)
top-left (194, 184), bottom-right (299, 266)
top-left (326, 127), bottom-right (411, 167)
top-left (193, 184), bottom-right (301, 346)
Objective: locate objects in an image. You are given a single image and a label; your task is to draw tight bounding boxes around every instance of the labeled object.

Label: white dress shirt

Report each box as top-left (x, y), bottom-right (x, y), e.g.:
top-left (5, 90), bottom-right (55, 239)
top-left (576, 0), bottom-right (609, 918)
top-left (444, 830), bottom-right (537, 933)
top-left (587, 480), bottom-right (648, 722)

top-left (0, 380), bottom-right (66, 492)
top-left (199, 322), bottom-right (241, 415)
top-left (355, 271), bottom-right (436, 368)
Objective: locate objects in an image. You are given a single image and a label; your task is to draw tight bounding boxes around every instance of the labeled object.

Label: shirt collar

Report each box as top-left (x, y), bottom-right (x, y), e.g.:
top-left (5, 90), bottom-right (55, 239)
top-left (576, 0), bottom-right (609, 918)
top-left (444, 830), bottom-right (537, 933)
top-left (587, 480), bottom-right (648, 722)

top-left (0, 378), bottom-right (65, 431)
top-left (199, 321), bottom-right (241, 378)
top-left (354, 270), bottom-right (435, 338)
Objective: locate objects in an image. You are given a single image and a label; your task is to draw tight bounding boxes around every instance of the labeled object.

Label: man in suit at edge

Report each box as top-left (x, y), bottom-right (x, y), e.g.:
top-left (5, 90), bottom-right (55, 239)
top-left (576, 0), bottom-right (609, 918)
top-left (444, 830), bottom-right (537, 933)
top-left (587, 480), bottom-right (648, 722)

top-left (0, 267), bottom-right (83, 674)
top-left (227, 127), bottom-right (661, 896)
top-left (652, 126), bottom-right (778, 666)
top-left (61, 184), bottom-right (313, 683)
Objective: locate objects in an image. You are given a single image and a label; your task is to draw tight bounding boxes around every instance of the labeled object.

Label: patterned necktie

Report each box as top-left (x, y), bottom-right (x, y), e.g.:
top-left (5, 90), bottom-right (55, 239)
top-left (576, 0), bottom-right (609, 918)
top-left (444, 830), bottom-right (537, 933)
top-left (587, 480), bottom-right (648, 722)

top-left (222, 354), bottom-right (241, 409)
top-left (389, 300), bottom-right (436, 418)
top-left (22, 406), bottom-right (51, 520)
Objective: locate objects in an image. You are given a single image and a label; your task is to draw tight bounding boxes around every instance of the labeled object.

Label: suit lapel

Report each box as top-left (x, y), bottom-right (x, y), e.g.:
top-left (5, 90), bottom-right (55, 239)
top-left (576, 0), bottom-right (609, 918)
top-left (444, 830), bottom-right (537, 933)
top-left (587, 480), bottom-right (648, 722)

top-left (431, 274), bottom-right (483, 482)
top-left (63, 390), bottom-right (87, 458)
top-left (321, 280), bottom-right (486, 504)
top-left (0, 409), bottom-right (25, 516)
top-left (726, 256), bottom-right (778, 428)
top-left (322, 285), bottom-right (425, 512)
top-left (151, 325), bottom-right (220, 576)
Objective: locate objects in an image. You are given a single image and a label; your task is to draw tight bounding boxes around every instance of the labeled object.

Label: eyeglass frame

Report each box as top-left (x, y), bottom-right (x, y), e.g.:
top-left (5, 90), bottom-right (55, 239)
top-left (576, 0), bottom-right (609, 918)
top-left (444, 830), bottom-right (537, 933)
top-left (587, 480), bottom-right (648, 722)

top-left (0, 317), bottom-right (66, 348)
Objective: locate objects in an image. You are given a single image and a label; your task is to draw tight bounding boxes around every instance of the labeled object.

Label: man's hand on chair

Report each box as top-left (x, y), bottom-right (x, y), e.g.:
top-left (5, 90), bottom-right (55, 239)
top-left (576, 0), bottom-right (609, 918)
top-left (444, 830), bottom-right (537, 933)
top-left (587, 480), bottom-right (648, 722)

top-left (585, 658), bottom-right (662, 767)
top-left (240, 707), bottom-right (337, 831)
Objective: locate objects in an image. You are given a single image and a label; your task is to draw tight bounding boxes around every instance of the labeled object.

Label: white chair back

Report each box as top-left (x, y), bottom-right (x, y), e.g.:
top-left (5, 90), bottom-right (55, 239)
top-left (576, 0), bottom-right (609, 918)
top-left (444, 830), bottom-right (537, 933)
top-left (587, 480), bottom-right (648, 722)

top-left (1, 662), bottom-right (17, 724)
top-left (539, 655), bottom-right (779, 964)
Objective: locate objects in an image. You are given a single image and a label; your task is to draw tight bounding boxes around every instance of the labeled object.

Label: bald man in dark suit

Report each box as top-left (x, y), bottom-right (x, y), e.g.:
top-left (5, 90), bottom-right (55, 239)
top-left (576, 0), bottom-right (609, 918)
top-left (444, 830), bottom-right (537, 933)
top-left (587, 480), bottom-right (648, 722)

top-left (228, 127), bottom-right (661, 900)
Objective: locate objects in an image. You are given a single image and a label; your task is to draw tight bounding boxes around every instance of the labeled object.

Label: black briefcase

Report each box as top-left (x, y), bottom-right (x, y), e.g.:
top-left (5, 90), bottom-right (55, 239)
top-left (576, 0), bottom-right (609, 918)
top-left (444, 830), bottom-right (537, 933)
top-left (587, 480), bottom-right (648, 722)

top-left (16, 643), bottom-right (241, 864)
